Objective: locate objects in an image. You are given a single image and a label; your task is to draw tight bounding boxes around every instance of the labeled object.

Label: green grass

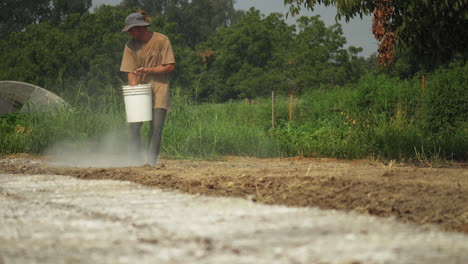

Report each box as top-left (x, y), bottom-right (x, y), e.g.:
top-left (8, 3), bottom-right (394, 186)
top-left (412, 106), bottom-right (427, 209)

top-left (1, 63), bottom-right (466, 164)
top-left (163, 101), bottom-right (283, 159)
top-left (0, 110), bottom-right (126, 155)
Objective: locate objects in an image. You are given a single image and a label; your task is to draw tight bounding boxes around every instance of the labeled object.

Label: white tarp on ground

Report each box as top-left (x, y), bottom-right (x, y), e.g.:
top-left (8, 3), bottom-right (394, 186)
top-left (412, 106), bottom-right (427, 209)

top-left (0, 81), bottom-right (69, 114)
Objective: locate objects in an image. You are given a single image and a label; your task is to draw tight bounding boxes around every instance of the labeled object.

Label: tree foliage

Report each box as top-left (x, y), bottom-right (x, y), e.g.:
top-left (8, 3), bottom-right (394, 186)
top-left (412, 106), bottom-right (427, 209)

top-left (284, 0), bottom-right (468, 69)
top-left (0, 0), bottom-right (92, 37)
top-left (120, 0), bottom-right (175, 16)
top-left (0, 3), bottom-right (368, 107)
top-left (120, 0), bottom-right (243, 46)
top-left (192, 8), bottom-right (366, 101)
top-left (0, 5), bottom-right (131, 104)
top-left (0, 0), bottom-right (51, 36)
top-left (51, 0), bottom-right (92, 22)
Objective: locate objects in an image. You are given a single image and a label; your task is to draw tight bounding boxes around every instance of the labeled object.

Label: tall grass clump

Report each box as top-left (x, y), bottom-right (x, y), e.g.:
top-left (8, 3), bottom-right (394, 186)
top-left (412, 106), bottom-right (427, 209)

top-left (0, 109), bottom-right (126, 155)
top-left (420, 62), bottom-right (467, 160)
top-left (0, 81), bottom-right (128, 155)
top-left (270, 87), bottom-right (368, 158)
top-left (269, 62), bottom-right (467, 162)
top-left (163, 96), bottom-right (283, 159)
top-left (348, 73), bottom-right (426, 160)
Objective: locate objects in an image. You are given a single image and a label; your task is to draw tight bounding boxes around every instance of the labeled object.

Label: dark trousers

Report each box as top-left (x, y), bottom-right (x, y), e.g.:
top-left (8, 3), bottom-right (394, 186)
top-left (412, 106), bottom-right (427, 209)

top-left (127, 108), bottom-right (167, 166)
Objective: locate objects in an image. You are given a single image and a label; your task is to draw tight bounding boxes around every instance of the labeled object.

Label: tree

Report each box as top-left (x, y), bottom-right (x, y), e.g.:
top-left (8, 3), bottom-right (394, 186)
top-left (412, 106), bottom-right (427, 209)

top-left (193, 9), bottom-right (365, 101)
top-left (283, 16), bottom-right (364, 90)
top-left (120, 0), bottom-right (243, 47)
top-left (0, 5), bottom-right (132, 105)
top-left (0, 0), bottom-right (92, 37)
top-left (0, 3), bottom-right (367, 107)
top-left (195, 8), bottom-right (277, 100)
top-left (51, 0), bottom-right (92, 22)
top-left (165, 0), bottom-right (243, 47)
top-left (0, 0), bottom-right (51, 37)
top-left (284, 0), bottom-right (468, 69)
top-left (120, 0), bottom-right (173, 16)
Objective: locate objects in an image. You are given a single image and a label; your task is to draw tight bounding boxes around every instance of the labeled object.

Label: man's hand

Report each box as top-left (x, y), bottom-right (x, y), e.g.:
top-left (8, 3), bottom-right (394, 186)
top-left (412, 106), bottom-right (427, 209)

top-left (134, 67), bottom-right (146, 77)
top-left (129, 64), bottom-right (175, 85)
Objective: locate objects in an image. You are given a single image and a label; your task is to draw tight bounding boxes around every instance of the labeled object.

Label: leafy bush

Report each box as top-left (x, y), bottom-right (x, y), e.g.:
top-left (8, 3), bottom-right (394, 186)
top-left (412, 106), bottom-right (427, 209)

top-left (424, 62), bottom-right (468, 133)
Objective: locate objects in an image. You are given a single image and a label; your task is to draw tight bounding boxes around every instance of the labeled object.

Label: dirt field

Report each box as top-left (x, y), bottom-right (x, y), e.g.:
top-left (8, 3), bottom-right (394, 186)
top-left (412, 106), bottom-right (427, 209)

top-left (1, 154), bottom-right (467, 234)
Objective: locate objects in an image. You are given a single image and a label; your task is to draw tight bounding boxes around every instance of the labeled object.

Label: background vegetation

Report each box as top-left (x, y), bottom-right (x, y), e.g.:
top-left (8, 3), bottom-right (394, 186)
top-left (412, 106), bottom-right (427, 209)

top-left (285, 0), bottom-right (468, 71)
top-left (0, 0), bottom-right (466, 163)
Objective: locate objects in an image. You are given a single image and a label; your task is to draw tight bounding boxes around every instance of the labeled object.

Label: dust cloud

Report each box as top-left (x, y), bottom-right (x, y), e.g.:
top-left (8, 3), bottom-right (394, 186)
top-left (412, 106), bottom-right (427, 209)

top-left (44, 130), bottom-right (144, 167)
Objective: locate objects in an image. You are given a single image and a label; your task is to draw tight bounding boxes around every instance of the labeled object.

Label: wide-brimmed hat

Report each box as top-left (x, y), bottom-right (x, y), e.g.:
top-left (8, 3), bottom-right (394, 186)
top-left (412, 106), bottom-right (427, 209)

top-left (122, 12), bottom-right (150, 32)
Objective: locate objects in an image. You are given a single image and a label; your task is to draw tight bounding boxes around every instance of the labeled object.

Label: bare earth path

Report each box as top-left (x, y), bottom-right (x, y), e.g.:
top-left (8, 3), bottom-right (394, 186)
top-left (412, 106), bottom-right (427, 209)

top-left (1, 155), bottom-right (467, 233)
top-left (1, 155), bottom-right (468, 263)
top-left (2, 173), bottom-right (468, 264)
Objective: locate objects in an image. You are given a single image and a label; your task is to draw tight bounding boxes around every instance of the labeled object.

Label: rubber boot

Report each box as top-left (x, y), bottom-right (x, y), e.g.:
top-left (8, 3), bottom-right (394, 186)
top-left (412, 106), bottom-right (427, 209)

top-left (127, 122), bottom-right (143, 166)
top-left (147, 108), bottom-right (167, 166)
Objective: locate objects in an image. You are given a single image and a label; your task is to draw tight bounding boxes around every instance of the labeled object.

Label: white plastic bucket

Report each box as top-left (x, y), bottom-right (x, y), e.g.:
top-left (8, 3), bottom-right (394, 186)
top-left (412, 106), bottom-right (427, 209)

top-left (122, 84), bottom-right (153, 122)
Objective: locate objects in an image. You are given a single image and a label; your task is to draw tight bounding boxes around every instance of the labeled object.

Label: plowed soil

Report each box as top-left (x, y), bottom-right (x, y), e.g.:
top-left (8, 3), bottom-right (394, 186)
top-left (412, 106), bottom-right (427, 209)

top-left (1, 154), bottom-right (467, 234)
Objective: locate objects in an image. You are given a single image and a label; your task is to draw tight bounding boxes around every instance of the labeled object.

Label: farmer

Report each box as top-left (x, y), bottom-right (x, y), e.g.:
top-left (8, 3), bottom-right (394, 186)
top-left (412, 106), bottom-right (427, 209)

top-left (120, 11), bottom-right (176, 166)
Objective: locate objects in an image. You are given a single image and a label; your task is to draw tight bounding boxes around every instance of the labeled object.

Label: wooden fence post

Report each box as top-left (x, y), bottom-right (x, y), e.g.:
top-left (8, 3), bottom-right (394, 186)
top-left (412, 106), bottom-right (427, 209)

top-left (271, 91), bottom-right (275, 128)
top-left (422, 75), bottom-right (426, 92)
top-left (289, 92), bottom-right (293, 121)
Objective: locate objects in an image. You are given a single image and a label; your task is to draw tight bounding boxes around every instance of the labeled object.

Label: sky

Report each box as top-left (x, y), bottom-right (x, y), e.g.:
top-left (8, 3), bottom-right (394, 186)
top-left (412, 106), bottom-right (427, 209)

top-left (92, 0), bottom-right (377, 58)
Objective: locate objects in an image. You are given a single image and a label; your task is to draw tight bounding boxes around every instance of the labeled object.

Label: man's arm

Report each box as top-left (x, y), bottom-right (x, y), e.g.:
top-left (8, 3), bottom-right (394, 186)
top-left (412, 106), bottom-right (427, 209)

top-left (127, 72), bottom-right (139, 86)
top-left (134, 63), bottom-right (176, 76)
